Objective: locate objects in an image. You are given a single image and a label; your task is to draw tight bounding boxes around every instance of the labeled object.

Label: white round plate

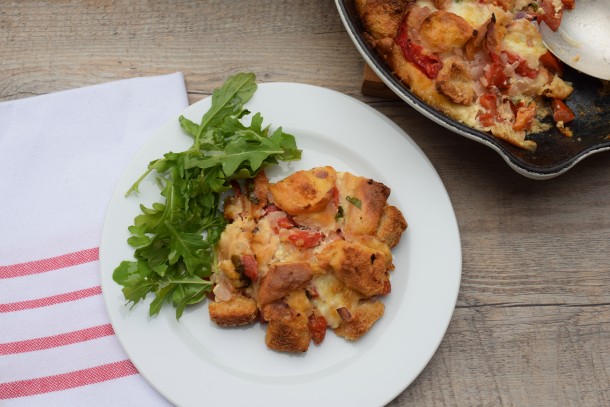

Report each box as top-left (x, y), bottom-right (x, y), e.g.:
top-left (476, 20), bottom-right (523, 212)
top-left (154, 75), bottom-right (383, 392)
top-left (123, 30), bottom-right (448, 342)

top-left (100, 82), bottom-right (461, 407)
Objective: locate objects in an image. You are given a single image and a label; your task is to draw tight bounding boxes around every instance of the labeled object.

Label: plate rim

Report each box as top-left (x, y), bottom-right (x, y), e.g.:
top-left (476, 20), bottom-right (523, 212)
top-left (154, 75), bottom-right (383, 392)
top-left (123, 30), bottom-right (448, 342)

top-left (100, 81), bottom-right (462, 407)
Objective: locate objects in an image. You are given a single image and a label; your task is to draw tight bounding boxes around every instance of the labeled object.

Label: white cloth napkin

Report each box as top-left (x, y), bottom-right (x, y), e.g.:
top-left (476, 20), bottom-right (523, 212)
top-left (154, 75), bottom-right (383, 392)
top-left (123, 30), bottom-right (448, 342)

top-left (0, 73), bottom-right (189, 406)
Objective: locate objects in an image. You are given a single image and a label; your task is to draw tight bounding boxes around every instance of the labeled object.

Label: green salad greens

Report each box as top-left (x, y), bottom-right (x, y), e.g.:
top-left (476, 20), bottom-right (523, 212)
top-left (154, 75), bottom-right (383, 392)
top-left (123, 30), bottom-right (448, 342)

top-left (112, 73), bottom-right (301, 319)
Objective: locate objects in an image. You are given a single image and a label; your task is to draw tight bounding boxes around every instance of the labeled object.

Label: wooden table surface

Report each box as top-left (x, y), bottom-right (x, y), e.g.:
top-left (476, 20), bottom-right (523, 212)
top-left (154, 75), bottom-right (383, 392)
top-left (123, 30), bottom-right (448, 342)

top-left (2, 1), bottom-right (609, 406)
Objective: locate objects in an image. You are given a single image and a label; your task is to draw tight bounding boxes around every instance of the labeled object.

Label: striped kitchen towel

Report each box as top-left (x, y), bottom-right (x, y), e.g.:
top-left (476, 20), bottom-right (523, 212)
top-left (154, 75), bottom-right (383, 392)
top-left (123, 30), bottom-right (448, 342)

top-left (0, 73), bottom-right (188, 406)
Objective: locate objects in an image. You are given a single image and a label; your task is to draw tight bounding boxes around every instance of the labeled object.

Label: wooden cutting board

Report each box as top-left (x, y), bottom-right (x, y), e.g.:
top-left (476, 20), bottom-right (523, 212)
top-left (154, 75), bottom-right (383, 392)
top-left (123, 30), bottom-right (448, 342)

top-left (361, 64), bottom-right (400, 100)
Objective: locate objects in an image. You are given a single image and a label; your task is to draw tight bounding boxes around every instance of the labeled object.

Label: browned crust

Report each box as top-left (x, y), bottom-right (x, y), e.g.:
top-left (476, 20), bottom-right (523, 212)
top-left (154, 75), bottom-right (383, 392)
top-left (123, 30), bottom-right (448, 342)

top-left (355, 0), bottom-right (412, 41)
top-left (334, 300), bottom-right (385, 340)
top-left (213, 166), bottom-right (408, 351)
top-left (263, 300), bottom-right (311, 352)
top-left (375, 205), bottom-right (408, 248)
top-left (269, 166), bottom-right (337, 215)
top-left (318, 240), bottom-right (390, 298)
top-left (208, 296), bottom-right (259, 327)
top-left (251, 171), bottom-right (270, 210)
top-left (338, 172), bottom-right (391, 237)
top-left (435, 56), bottom-right (477, 105)
top-left (419, 11), bottom-right (474, 53)
top-left (356, 1), bottom-right (468, 115)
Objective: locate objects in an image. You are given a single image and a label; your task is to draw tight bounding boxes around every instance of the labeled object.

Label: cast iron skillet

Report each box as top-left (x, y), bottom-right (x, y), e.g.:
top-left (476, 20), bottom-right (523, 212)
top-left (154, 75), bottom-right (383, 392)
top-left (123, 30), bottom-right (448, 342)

top-left (335, 0), bottom-right (610, 179)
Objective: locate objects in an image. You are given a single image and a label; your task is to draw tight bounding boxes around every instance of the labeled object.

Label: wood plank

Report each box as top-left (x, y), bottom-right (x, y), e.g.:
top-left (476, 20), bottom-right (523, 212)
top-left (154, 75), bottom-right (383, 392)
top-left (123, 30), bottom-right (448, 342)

top-left (390, 305), bottom-right (610, 407)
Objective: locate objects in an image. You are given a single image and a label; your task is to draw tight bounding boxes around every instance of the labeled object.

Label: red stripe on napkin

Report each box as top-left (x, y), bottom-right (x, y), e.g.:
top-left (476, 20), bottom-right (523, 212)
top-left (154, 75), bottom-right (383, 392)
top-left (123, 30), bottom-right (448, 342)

top-left (0, 286), bottom-right (102, 313)
top-left (0, 360), bottom-right (138, 399)
top-left (0, 324), bottom-right (115, 355)
top-left (0, 248), bottom-right (99, 279)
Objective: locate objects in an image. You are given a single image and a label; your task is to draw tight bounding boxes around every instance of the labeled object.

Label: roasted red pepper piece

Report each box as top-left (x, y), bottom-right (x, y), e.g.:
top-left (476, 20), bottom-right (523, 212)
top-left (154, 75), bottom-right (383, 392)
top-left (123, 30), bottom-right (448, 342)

top-left (551, 98), bottom-right (575, 123)
top-left (395, 14), bottom-right (443, 79)
top-left (308, 313), bottom-right (327, 345)
top-left (287, 229), bottom-right (324, 248)
top-left (539, 51), bottom-right (563, 76)
top-left (512, 102), bottom-right (537, 131)
top-left (503, 51), bottom-right (538, 79)
top-left (539, 0), bottom-right (564, 31)
top-left (241, 254), bottom-right (258, 282)
top-left (477, 93), bottom-right (501, 127)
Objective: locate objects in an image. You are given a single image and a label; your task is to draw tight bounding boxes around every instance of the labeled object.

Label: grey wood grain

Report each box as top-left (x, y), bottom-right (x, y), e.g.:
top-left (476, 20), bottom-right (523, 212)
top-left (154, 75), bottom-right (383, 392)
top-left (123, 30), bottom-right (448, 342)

top-left (2, 1), bottom-right (608, 406)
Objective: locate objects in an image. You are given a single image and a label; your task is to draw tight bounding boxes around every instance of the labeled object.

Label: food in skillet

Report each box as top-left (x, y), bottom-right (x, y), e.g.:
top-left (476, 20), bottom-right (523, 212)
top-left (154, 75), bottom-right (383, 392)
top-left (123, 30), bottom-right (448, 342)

top-left (355, 0), bottom-right (577, 150)
top-left (209, 166), bottom-right (407, 352)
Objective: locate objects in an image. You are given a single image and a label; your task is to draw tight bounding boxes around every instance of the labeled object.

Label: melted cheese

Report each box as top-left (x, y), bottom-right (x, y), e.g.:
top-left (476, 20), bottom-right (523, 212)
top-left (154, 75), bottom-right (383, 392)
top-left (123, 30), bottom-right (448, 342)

top-left (217, 218), bottom-right (254, 260)
top-left (310, 273), bottom-right (360, 328)
top-left (447, 1), bottom-right (496, 28)
top-left (249, 217), bottom-right (279, 277)
top-left (502, 19), bottom-right (546, 69)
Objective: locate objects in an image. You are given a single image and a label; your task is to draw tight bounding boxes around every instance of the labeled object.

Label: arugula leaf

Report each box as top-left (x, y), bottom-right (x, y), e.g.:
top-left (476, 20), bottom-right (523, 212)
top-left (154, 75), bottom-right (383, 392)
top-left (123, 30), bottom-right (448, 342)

top-left (113, 73), bottom-right (301, 319)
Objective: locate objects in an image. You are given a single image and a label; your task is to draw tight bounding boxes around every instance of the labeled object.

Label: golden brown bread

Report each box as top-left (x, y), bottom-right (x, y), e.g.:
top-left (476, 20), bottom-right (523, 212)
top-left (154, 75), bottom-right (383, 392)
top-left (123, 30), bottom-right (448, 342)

top-left (337, 172), bottom-right (390, 237)
top-left (210, 166), bottom-right (407, 351)
top-left (435, 57), bottom-right (477, 105)
top-left (419, 11), bottom-right (474, 53)
top-left (355, 0), bottom-right (411, 41)
top-left (208, 295), bottom-right (259, 327)
top-left (263, 290), bottom-right (312, 352)
top-left (334, 299), bottom-right (385, 340)
top-left (269, 166), bottom-right (337, 215)
top-left (375, 205), bottom-right (408, 249)
top-left (318, 240), bottom-right (390, 298)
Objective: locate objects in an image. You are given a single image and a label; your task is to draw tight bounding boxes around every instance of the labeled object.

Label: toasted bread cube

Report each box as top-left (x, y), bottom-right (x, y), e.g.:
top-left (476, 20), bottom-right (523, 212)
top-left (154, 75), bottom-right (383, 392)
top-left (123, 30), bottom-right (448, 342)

top-left (334, 299), bottom-right (385, 340)
top-left (318, 240), bottom-right (390, 298)
top-left (355, 0), bottom-right (411, 41)
top-left (419, 11), bottom-right (474, 54)
top-left (208, 295), bottom-right (259, 327)
top-left (375, 205), bottom-right (408, 249)
top-left (269, 166), bottom-right (337, 215)
top-left (263, 293), bottom-right (312, 353)
top-left (337, 172), bottom-right (390, 237)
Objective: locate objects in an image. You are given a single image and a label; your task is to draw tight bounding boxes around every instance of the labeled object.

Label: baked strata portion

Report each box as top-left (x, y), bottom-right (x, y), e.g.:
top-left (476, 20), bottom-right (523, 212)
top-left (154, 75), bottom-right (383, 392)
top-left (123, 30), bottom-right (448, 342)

top-left (356, 0), bottom-right (577, 150)
top-left (208, 167), bottom-right (407, 352)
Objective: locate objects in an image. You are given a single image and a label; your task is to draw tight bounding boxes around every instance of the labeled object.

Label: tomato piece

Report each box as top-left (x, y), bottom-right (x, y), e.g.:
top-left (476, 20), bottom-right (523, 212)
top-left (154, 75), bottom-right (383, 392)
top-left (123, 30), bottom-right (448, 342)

top-left (539, 51), bottom-right (563, 75)
top-left (478, 93), bottom-right (501, 127)
top-left (485, 62), bottom-right (510, 90)
top-left (551, 98), bottom-right (575, 123)
top-left (241, 254), bottom-right (258, 282)
top-left (504, 52), bottom-right (537, 79)
top-left (539, 0), bottom-right (563, 31)
top-left (276, 216), bottom-right (295, 229)
top-left (512, 102), bottom-right (537, 131)
top-left (264, 204), bottom-right (280, 213)
top-left (395, 14), bottom-right (443, 79)
top-left (308, 313), bottom-right (327, 345)
top-left (562, 0), bottom-right (575, 9)
top-left (477, 112), bottom-right (496, 127)
top-left (479, 93), bottom-right (497, 111)
top-left (287, 229), bottom-right (324, 248)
